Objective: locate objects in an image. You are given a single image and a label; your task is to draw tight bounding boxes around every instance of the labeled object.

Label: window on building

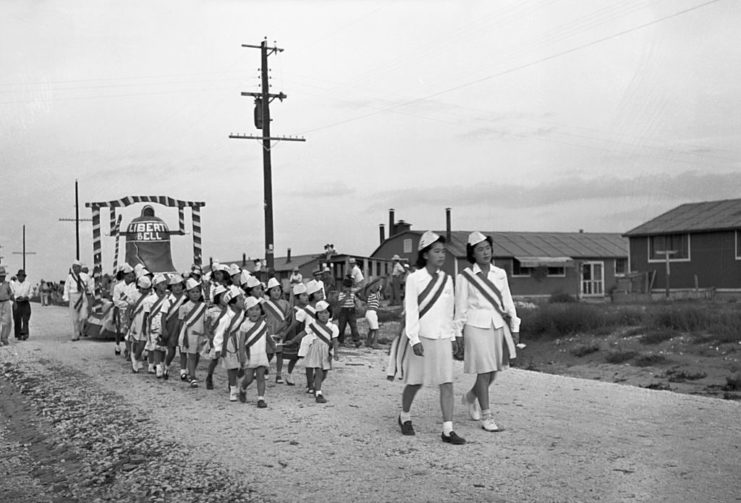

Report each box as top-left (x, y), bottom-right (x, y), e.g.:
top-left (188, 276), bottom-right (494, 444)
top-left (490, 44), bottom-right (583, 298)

top-left (615, 258), bottom-right (628, 276)
top-left (403, 238), bottom-right (412, 254)
top-left (649, 234), bottom-right (689, 261)
top-left (547, 266), bottom-right (565, 277)
top-left (736, 231), bottom-right (741, 259)
top-left (512, 259), bottom-right (532, 277)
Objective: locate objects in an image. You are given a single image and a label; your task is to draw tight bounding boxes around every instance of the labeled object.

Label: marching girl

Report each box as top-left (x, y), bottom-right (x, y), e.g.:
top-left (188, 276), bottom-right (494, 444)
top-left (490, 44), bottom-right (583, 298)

top-left (297, 300), bottom-right (339, 403)
top-left (145, 274), bottom-right (170, 378)
top-left (212, 286), bottom-right (245, 401)
top-left (111, 264), bottom-right (136, 357)
top-left (301, 280), bottom-right (324, 393)
top-left (363, 279), bottom-right (383, 349)
top-left (263, 278), bottom-right (291, 384)
top-left (162, 274), bottom-right (186, 380)
top-left (204, 284), bottom-right (229, 390)
top-left (127, 276), bottom-right (152, 373)
top-left (397, 231), bottom-right (465, 445)
top-left (237, 296), bottom-right (270, 408)
top-left (455, 231), bottom-right (520, 433)
top-left (281, 282), bottom-right (311, 386)
top-left (244, 275), bottom-right (264, 300)
top-left (176, 277), bottom-right (208, 388)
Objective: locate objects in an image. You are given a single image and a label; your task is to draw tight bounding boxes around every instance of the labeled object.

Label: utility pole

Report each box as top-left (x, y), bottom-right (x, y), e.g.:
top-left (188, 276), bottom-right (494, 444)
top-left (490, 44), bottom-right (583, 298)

top-left (12, 225), bottom-right (37, 271)
top-left (58, 179), bottom-right (92, 260)
top-left (656, 250), bottom-right (677, 300)
top-left (230, 38), bottom-right (305, 273)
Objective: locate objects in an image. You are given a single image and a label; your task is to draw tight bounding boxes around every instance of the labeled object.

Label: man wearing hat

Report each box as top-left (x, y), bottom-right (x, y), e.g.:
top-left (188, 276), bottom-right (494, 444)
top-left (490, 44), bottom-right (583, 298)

top-left (346, 257), bottom-right (365, 291)
top-left (390, 254), bottom-right (405, 306)
top-left (63, 260), bottom-right (93, 341)
top-left (11, 269), bottom-right (32, 340)
top-left (0, 266), bottom-right (14, 345)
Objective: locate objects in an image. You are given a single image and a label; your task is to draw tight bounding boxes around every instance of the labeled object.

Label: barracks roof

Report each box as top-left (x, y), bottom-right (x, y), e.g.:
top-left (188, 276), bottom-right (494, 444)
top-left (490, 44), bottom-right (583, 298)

top-left (624, 199), bottom-right (741, 237)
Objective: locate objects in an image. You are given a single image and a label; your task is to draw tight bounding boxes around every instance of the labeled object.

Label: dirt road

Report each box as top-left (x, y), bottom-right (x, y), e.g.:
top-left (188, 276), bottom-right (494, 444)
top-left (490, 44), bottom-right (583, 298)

top-left (1, 306), bottom-right (740, 502)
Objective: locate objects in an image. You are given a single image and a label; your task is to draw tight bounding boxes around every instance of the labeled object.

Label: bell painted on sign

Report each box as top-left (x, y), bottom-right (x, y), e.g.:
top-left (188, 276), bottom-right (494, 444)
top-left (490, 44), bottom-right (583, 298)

top-left (124, 205), bottom-right (177, 273)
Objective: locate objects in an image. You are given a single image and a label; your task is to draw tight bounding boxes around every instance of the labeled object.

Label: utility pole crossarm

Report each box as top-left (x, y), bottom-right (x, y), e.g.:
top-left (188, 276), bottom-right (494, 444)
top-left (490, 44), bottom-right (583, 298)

top-left (229, 134), bottom-right (305, 142)
top-left (241, 91), bottom-right (287, 101)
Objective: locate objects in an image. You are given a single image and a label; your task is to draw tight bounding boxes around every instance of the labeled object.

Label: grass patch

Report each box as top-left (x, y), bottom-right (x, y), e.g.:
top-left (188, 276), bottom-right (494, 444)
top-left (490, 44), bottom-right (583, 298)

top-left (570, 344), bottom-right (600, 357)
top-left (604, 350), bottom-right (637, 364)
top-left (639, 330), bottom-right (674, 345)
top-left (633, 353), bottom-right (669, 367)
top-left (666, 368), bottom-right (708, 382)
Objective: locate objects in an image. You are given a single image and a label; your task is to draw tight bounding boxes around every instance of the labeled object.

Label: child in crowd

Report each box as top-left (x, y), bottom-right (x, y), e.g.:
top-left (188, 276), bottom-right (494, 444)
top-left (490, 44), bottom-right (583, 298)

top-left (205, 285), bottom-right (229, 390)
top-left (212, 286), bottom-right (244, 401)
top-left (127, 276), bottom-right (152, 373)
top-left (298, 300), bottom-right (339, 403)
top-left (364, 279), bottom-right (383, 349)
top-left (145, 274), bottom-right (170, 377)
top-left (281, 282), bottom-right (310, 386)
top-left (237, 296), bottom-right (269, 408)
top-left (112, 264), bottom-right (137, 358)
top-left (337, 277), bottom-right (361, 347)
top-left (301, 280), bottom-right (323, 393)
top-left (177, 278), bottom-right (208, 388)
top-left (163, 274), bottom-right (186, 380)
top-left (263, 278), bottom-right (291, 384)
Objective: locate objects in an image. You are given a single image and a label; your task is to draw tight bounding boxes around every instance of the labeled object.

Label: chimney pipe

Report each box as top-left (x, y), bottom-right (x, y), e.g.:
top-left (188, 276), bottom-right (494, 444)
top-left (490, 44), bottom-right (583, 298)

top-left (379, 224), bottom-right (386, 244)
top-left (445, 207), bottom-right (452, 242)
top-left (287, 248), bottom-right (292, 263)
top-left (242, 253), bottom-right (246, 267)
top-left (389, 208), bottom-right (395, 237)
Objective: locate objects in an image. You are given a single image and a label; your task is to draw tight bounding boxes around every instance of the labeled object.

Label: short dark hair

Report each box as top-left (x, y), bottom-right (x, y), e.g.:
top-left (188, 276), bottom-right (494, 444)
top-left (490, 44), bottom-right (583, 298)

top-left (466, 235), bottom-right (493, 264)
top-left (415, 235), bottom-right (446, 269)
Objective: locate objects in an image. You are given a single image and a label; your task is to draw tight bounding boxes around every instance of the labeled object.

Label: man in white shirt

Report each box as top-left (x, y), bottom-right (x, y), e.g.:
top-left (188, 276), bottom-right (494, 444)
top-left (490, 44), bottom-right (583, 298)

top-left (390, 254), bottom-right (405, 306)
top-left (11, 269), bottom-right (32, 340)
top-left (63, 260), bottom-right (92, 341)
top-left (347, 257), bottom-right (365, 291)
top-left (0, 266), bottom-right (14, 345)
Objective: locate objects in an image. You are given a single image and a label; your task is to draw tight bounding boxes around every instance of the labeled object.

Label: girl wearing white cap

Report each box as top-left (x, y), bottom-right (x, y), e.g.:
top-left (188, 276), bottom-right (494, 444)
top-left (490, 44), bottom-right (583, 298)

top-left (281, 282), bottom-right (310, 386)
top-left (176, 278), bottom-right (208, 387)
top-left (237, 296), bottom-right (270, 408)
top-left (397, 231), bottom-right (465, 445)
top-left (212, 286), bottom-right (245, 401)
top-left (204, 284), bottom-right (230, 390)
top-left (264, 277), bottom-right (291, 384)
top-left (163, 274), bottom-right (186, 380)
top-left (111, 264), bottom-right (137, 356)
top-left (127, 276), bottom-right (152, 373)
top-left (145, 274), bottom-right (171, 378)
top-left (455, 232), bottom-right (520, 433)
top-left (301, 280), bottom-right (324, 393)
top-left (298, 300), bottom-right (339, 403)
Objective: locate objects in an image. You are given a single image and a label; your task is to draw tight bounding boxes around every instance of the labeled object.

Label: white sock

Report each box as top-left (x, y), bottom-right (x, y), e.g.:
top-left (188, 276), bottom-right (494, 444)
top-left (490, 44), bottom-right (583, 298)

top-left (258, 395), bottom-right (264, 400)
top-left (481, 408), bottom-right (491, 417)
top-left (400, 411), bottom-right (411, 422)
top-left (443, 421), bottom-right (453, 435)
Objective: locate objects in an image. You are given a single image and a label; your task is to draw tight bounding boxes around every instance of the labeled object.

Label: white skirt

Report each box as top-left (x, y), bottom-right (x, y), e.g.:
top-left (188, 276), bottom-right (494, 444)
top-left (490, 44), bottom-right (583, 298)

top-left (304, 340), bottom-right (332, 370)
top-left (403, 337), bottom-right (453, 386)
top-left (463, 325), bottom-right (509, 374)
top-left (365, 310), bottom-right (379, 330)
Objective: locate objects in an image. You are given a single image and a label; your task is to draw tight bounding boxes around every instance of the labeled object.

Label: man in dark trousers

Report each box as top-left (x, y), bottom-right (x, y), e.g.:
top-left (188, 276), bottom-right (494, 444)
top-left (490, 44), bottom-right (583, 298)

top-left (11, 269), bottom-right (32, 340)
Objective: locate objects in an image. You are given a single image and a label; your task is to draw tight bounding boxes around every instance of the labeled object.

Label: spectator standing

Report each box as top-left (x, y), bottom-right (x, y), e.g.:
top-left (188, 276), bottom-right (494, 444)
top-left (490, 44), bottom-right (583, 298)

top-left (0, 266), bottom-right (13, 345)
top-left (63, 260), bottom-right (93, 341)
top-left (40, 280), bottom-right (51, 306)
top-left (11, 269), bottom-right (32, 340)
top-left (347, 257), bottom-right (365, 291)
top-left (390, 255), bottom-right (405, 306)
top-left (337, 277), bottom-right (361, 347)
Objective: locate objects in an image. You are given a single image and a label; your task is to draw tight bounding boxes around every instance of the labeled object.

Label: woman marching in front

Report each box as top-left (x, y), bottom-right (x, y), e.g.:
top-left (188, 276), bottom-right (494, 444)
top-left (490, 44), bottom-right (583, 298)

top-left (455, 231), bottom-right (520, 432)
top-left (398, 231), bottom-right (465, 445)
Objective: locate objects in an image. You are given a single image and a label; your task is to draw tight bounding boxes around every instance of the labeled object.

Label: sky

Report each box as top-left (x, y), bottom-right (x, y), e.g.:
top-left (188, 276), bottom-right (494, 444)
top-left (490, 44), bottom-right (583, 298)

top-left (1, 0), bottom-right (740, 282)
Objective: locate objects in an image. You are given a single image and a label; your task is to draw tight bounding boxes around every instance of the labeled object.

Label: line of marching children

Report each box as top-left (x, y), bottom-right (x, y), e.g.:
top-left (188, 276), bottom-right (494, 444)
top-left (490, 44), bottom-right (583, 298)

top-left (106, 262), bottom-right (374, 407)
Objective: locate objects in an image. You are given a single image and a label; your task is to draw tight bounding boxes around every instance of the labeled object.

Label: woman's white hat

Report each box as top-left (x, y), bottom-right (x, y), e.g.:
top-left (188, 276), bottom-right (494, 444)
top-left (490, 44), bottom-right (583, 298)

top-left (467, 231), bottom-right (487, 247)
top-left (418, 230), bottom-right (441, 250)
top-left (245, 276), bottom-right (262, 289)
top-left (168, 274), bottom-right (184, 286)
top-left (152, 273), bottom-right (167, 286)
top-left (137, 276), bottom-right (152, 289)
top-left (244, 296), bottom-right (260, 311)
top-left (228, 264), bottom-right (241, 276)
top-left (293, 283), bottom-right (307, 295)
top-left (315, 300), bottom-right (330, 312)
top-left (185, 278), bottom-right (201, 291)
top-left (306, 280), bottom-right (322, 295)
top-left (266, 277), bottom-right (281, 290)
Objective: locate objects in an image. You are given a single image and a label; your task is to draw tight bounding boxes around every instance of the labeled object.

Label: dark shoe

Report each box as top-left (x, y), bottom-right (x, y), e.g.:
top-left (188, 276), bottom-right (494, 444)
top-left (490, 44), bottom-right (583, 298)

top-left (315, 394), bottom-right (327, 404)
top-left (180, 370), bottom-right (188, 381)
top-left (257, 399), bottom-right (267, 408)
top-left (114, 347), bottom-right (121, 355)
top-left (306, 387), bottom-right (315, 394)
top-left (398, 415), bottom-right (415, 436)
top-left (205, 375), bottom-right (214, 390)
top-left (163, 369), bottom-right (169, 380)
top-left (275, 376), bottom-right (284, 384)
top-left (441, 431), bottom-right (466, 445)
top-left (238, 388), bottom-right (247, 403)
top-left (189, 379), bottom-right (199, 388)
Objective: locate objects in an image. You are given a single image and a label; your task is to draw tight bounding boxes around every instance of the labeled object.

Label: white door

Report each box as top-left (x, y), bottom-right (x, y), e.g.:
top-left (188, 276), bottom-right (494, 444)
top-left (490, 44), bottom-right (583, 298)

top-left (581, 262), bottom-right (604, 296)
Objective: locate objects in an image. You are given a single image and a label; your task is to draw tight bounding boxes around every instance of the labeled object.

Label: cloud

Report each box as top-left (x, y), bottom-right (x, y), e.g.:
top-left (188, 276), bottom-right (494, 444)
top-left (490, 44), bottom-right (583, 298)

top-left (281, 181), bottom-right (357, 199)
top-left (367, 170), bottom-right (741, 211)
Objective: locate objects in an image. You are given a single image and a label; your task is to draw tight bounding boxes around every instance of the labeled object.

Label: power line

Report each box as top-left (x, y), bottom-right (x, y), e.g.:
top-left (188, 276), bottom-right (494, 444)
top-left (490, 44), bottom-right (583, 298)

top-left (300, 0), bottom-right (723, 135)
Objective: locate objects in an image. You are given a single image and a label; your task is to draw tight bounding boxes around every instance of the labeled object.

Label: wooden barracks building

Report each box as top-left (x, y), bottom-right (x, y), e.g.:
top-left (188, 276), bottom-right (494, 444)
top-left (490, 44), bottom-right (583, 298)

top-left (371, 209), bottom-right (628, 300)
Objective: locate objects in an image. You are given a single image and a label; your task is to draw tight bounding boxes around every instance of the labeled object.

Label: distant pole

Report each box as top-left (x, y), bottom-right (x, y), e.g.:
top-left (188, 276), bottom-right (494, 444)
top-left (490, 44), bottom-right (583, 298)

top-left (75, 179), bottom-right (80, 259)
top-left (58, 179), bottom-right (92, 260)
top-left (656, 250), bottom-right (677, 300)
top-left (12, 225), bottom-right (37, 271)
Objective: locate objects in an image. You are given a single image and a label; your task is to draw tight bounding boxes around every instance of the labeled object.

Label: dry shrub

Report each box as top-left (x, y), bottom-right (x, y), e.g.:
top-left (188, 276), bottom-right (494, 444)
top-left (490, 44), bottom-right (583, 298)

top-left (604, 350), bottom-right (637, 364)
top-left (571, 344), bottom-right (600, 357)
top-left (633, 353), bottom-right (669, 367)
top-left (640, 330), bottom-right (674, 345)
